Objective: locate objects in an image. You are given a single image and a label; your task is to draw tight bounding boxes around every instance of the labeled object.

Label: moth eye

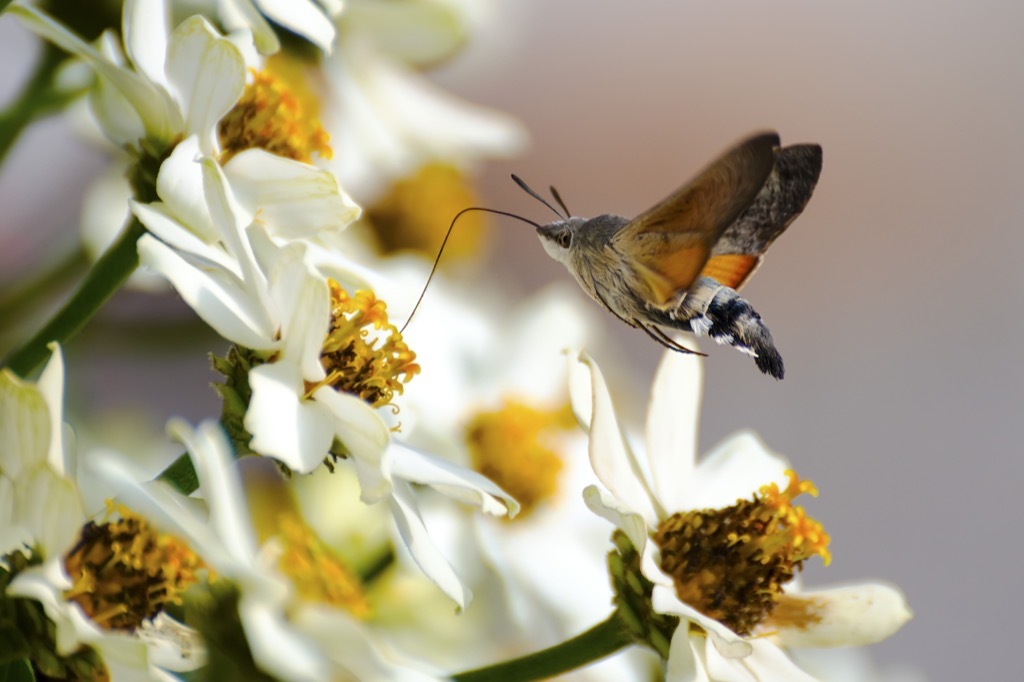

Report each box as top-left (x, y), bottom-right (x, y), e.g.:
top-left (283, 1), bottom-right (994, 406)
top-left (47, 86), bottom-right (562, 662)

top-left (556, 231), bottom-right (572, 249)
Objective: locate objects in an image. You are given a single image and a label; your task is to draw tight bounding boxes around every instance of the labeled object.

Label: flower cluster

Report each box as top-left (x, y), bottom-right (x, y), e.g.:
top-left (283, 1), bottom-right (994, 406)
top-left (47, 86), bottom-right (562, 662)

top-left (0, 1), bottom-right (911, 680)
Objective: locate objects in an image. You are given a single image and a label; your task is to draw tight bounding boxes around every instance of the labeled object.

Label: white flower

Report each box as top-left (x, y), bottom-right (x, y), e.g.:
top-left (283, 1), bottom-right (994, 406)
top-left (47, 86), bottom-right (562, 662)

top-left (319, 0), bottom-right (528, 202)
top-left (91, 418), bottom-right (442, 682)
top-left (136, 158), bottom-right (517, 607)
top-left (0, 346), bottom-right (201, 681)
top-left (567, 348), bottom-right (912, 681)
top-left (219, 0), bottom-right (343, 54)
top-left (12, 0), bottom-right (251, 154)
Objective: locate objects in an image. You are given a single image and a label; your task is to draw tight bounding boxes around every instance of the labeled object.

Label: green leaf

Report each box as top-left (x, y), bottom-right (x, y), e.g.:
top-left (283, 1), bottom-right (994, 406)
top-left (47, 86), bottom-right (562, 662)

top-left (0, 659), bottom-right (35, 682)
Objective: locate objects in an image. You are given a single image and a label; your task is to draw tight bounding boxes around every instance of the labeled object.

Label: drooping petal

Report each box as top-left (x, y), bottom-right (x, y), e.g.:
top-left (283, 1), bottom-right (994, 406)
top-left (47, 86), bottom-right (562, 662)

top-left (386, 443), bottom-right (518, 517)
top-left (165, 16), bottom-right (247, 155)
top-left (10, 4), bottom-right (180, 142)
top-left (646, 349), bottom-right (702, 512)
top-left (310, 387), bottom-right (392, 482)
top-left (218, 0), bottom-right (281, 54)
top-left (137, 235), bottom-right (276, 348)
top-left (652, 584), bottom-right (752, 660)
top-left (581, 485), bottom-right (648, 558)
top-left (767, 583), bottom-right (912, 648)
top-left (569, 351), bottom-right (659, 523)
top-left (154, 136), bottom-right (218, 243)
top-left (703, 637), bottom-right (819, 682)
top-left (389, 479), bottom-right (471, 608)
top-left (245, 363), bottom-right (335, 474)
top-left (665, 630), bottom-right (705, 682)
top-left (224, 150), bottom-right (362, 240)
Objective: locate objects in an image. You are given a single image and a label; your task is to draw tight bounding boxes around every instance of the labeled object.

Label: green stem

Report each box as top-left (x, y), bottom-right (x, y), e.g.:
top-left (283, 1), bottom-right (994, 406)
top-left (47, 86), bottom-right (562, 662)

top-left (0, 247), bottom-right (89, 325)
top-left (0, 44), bottom-right (79, 167)
top-left (3, 219), bottom-right (145, 377)
top-left (451, 611), bottom-right (634, 682)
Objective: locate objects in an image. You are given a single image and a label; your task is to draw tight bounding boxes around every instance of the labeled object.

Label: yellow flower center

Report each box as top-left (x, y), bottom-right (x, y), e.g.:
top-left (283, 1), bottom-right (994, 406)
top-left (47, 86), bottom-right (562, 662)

top-left (62, 503), bottom-right (204, 631)
top-left (465, 400), bottom-right (575, 518)
top-left (653, 471), bottom-right (831, 636)
top-left (276, 511), bottom-right (371, 618)
top-left (365, 163), bottom-right (489, 260)
top-left (218, 55), bottom-right (332, 164)
top-left (310, 282), bottom-right (420, 410)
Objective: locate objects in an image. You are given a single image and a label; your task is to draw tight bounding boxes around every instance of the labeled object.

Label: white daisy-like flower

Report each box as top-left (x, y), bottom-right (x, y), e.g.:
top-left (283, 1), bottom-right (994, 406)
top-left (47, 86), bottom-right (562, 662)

top-left (0, 345), bottom-right (203, 681)
top-left (218, 0), bottom-right (343, 54)
top-left (11, 0), bottom-right (251, 155)
top-left (319, 0), bottom-right (528, 202)
top-left (137, 157), bottom-right (516, 607)
top-left (567, 348), bottom-right (912, 681)
top-left (92, 418), bottom-right (442, 682)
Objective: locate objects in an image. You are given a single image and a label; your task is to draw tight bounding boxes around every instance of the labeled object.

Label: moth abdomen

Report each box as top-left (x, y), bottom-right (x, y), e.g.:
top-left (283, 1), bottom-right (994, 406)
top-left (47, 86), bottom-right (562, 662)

top-left (656, 278), bottom-right (784, 379)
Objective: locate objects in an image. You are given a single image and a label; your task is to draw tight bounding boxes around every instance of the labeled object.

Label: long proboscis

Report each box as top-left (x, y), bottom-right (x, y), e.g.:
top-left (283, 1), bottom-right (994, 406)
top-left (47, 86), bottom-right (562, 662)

top-left (399, 207), bottom-right (541, 334)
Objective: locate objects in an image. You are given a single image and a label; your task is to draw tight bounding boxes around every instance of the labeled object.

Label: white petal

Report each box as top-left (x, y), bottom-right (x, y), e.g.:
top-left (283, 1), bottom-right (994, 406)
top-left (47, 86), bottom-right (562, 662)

top-left (254, 0), bottom-right (337, 52)
top-left (311, 387), bottom-right (392, 479)
top-left (15, 466), bottom-right (84, 558)
top-left (88, 451), bottom-right (234, 568)
top-left (0, 368), bottom-right (50, 477)
top-left (386, 442), bottom-right (518, 517)
top-left (138, 613), bottom-right (206, 672)
top-left (705, 637), bottom-right (819, 682)
top-left (239, 596), bottom-right (331, 682)
top-left (666, 630), bottom-right (705, 682)
top-left (132, 200), bottom-right (225, 267)
top-left (219, 0), bottom-right (280, 54)
top-left (262, 240), bottom-right (330, 380)
top-left (37, 344), bottom-right (69, 475)
top-left (581, 484), bottom-right (648, 558)
top-left (224, 150), bottom-right (362, 240)
top-left (199, 158), bottom-right (275, 316)
top-left (389, 479), bottom-right (471, 608)
top-left (166, 16), bottom-right (246, 154)
top-left (687, 431), bottom-right (789, 510)
top-left (137, 234), bottom-right (276, 348)
top-left (0, 476), bottom-right (31, 555)
top-left (154, 136), bottom-right (218, 242)
top-left (571, 351), bottom-right (659, 523)
top-left (646, 349), bottom-right (702, 512)
top-left (123, 0), bottom-right (170, 89)
top-left (768, 583), bottom-right (912, 648)
top-left (245, 362), bottom-right (335, 473)
top-left (7, 560), bottom-right (80, 654)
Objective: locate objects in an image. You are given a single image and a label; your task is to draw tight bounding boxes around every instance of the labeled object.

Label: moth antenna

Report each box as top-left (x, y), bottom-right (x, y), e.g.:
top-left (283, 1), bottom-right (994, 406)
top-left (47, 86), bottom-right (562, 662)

top-left (511, 174), bottom-right (565, 219)
top-left (549, 185), bottom-right (572, 218)
top-left (399, 207), bottom-right (540, 334)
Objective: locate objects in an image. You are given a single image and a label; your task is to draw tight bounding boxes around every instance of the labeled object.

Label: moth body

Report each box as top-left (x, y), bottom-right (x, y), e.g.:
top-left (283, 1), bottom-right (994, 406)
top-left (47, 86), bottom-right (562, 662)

top-left (530, 131), bottom-right (822, 379)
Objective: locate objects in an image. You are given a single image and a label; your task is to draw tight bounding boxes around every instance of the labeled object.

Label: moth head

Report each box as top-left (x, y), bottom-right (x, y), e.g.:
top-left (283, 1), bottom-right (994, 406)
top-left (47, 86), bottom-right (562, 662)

top-left (536, 218), bottom-right (582, 265)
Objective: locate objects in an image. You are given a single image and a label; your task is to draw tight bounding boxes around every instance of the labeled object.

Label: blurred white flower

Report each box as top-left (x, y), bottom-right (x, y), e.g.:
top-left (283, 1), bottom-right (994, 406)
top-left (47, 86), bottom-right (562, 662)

top-left (320, 0), bottom-right (528, 202)
top-left (568, 348), bottom-right (912, 681)
top-left (219, 0), bottom-right (343, 54)
top-left (0, 346), bottom-right (202, 681)
top-left (12, 0), bottom-right (251, 154)
top-left (92, 418), bottom-right (441, 682)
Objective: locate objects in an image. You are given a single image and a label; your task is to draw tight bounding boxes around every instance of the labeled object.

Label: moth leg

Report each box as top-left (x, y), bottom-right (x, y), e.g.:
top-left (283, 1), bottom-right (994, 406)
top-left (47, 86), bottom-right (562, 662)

top-left (594, 290), bottom-right (638, 328)
top-left (638, 322), bottom-right (707, 357)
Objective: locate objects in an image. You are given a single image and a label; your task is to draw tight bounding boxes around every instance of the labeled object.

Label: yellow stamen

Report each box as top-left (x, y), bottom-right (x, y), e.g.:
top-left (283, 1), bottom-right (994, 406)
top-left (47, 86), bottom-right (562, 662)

top-left (276, 511), bottom-right (371, 618)
top-left (366, 163), bottom-right (489, 260)
top-left (312, 282), bottom-right (419, 410)
top-left (654, 470), bottom-right (831, 636)
top-left (63, 502), bottom-right (204, 631)
top-left (465, 400), bottom-right (575, 518)
top-left (219, 55), bottom-right (332, 164)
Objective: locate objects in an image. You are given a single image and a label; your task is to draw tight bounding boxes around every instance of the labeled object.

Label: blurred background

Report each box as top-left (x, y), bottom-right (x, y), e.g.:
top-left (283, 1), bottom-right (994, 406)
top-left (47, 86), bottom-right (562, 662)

top-left (3, 0), bottom-right (1022, 679)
